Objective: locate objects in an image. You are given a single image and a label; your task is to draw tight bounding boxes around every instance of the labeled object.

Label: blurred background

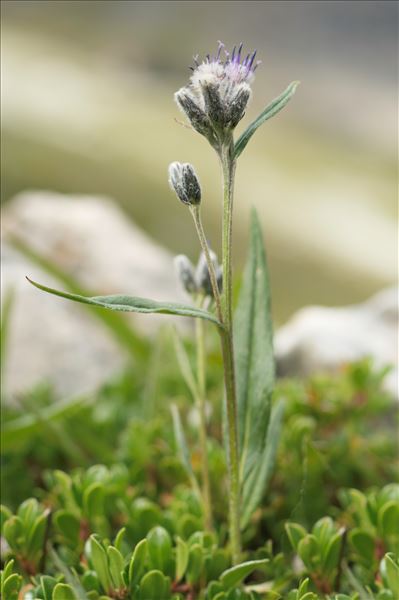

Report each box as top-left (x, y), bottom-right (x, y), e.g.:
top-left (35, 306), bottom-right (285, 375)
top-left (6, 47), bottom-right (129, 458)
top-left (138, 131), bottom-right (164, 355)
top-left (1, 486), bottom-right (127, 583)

top-left (2, 0), bottom-right (397, 323)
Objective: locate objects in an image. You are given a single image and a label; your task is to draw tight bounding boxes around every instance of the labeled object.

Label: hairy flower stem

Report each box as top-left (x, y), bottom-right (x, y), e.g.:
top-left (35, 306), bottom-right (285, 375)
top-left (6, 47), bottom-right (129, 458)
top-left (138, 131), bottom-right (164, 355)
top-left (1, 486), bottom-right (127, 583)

top-left (190, 147), bottom-right (241, 562)
top-left (195, 305), bottom-right (213, 531)
top-left (220, 139), bottom-right (241, 564)
top-left (189, 207), bottom-right (223, 323)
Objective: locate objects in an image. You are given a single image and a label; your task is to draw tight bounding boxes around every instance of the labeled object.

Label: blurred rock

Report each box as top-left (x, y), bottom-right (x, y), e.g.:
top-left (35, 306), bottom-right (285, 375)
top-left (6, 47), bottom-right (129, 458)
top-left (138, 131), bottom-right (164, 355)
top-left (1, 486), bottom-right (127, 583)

top-left (275, 287), bottom-right (398, 398)
top-left (2, 191), bottom-right (188, 399)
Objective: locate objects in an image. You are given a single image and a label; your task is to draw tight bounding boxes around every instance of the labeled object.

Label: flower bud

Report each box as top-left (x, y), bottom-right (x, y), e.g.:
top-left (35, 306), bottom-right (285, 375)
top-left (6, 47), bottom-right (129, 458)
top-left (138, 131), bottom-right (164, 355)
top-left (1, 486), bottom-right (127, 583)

top-left (174, 254), bottom-right (198, 295)
top-left (226, 85), bottom-right (251, 128)
top-left (195, 250), bottom-right (222, 297)
top-left (168, 162), bottom-right (201, 206)
top-left (202, 82), bottom-right (225, 126)
top-left (175, 89), bottom-right (212, 137)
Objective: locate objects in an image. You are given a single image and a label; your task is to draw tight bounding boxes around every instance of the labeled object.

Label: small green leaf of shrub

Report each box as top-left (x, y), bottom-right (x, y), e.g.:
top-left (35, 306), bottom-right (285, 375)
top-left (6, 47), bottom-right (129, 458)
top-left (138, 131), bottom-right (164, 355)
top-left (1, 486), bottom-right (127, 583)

top-left (186, 543), bottom-right (204, 584)
top-left (138, 569), bottom-right (170, 600)
top-left (220, 559), bottom-right (268, 590)
top-left (285, 523), bottom-right (307, 551)
top-left (147, 526), bottom-right (173, 573)
top-left (107, 545), bottom-right (125, 590)
top-left (53, 510), bottom-right (81, 546)
top-left (381, 553), bottom-right (399, 596)
top-left (128, 538), bottom-right (148, 588)
top-left (88, 535), bottom-right (113, 594)
top-left (175, 536), bottom-right (189, 581)
top-left (1, 561), bottom-right (22, 600)
top-left (52, 583), bottom-right (78, 599)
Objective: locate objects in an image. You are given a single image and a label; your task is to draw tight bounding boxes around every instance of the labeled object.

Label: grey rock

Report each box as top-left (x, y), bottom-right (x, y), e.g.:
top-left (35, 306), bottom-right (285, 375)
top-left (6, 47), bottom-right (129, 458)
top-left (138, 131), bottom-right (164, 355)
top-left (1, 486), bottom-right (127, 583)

top-left (275, 287), bottom-right (398, 398)
top-left (2, 191), bottom-right (188, 399)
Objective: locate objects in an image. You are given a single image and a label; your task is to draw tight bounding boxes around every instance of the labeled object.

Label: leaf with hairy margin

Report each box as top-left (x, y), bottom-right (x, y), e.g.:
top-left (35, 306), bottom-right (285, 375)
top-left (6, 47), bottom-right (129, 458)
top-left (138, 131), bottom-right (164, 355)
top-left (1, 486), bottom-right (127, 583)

top-left (26, 278), bottom-right (223, 328)
top-left (240, 399), bottom-right (285, 528)
top-left (234, 209), bottom-right (284, 529)
top-left (234, 209), bottom-right (274, 478)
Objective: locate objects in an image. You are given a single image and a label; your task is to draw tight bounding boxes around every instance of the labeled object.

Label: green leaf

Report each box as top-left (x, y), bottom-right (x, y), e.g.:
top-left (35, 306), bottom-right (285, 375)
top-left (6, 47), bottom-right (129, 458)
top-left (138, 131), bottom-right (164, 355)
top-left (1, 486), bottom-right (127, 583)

top-left (207, 581), bottom-right (224, 600)
top-left (186, 543), bottom-right (204, 584)
top-left (83, 483), bottom-right (104, 518)
top-left (82, 570), bottom-right (101, 593)
top-left (297, 535), bottom-right (320, 571)
top-left (147, 526), bottom-right (172, 573)
top-left (2, 573), bottom-right (22, 600)
top-left (1, 559), bottom-right (15, 584)
top-left (27, 511), bottom-right (49, 561)
top-left (53, 511), bottom-right (80, 546)
top-left (86, 592), bottom-right (100, 600)
top-left (107, 546), bottom-right (125, 590)
top-left (113, 528), bottom-right (126, 554)
top-left (18, 498), bottom-right (39, 528)
top-left (235, 209), bottom-right (274, 465)
top-left (234, 81), bottom-right (299, 158)
top-left (220, 559), bottom-right (268, 591)
top-left (40, 576), bottom-right (58, 600)
top-left (382, 553), bottom-right (399, 596)
top-left (11, 235), bottom-right (148, 357)
top-left (312, 517), bottom-right (335, 548)
top-left (128, 538), bottom-right (147, 588)
top-left (48, 544), bottom-right (87, 599)
top-left (213, 593), bottom-right (227, 600)
top-left (297, 577), bottom-right (310, 597)
top-left (285, 523), bottom-right (308, 552)
top-left (0, 505), bottom-right (13, 530)
top-left (170, 404), bottom-right (200, 496)
top-left (205, 549), bottom-right (230, 582)
top-left (89, 535), bottom-right (112, 594)
top-left (52, 583), bottom-right (78, 599)
top-left (349, 529), bottom-right (375, 564)
top-left (323, 529), bottom-right (344, 576)
top-left (26, 277), bottom-right (223, 328)
top-left (138, 570), bottom-right (169, 600)
top-left (240, 399), bottom-right (285, 528)
top-left (175, 537), bottom-right (189, 581)
top-left (378, 501), bottom-right (399, 538)
top-left (234, 209), bottom-right (280, 527)
top-left (3, 516), bottom-right (24, 551)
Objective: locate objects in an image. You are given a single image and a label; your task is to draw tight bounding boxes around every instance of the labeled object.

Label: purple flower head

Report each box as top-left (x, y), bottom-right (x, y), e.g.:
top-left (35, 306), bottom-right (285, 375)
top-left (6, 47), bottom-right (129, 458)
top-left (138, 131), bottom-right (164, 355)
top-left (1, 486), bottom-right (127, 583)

top-left (175, 42), bottom-right (260, 141)
top-left (190, 42), bottom-right (260, 90)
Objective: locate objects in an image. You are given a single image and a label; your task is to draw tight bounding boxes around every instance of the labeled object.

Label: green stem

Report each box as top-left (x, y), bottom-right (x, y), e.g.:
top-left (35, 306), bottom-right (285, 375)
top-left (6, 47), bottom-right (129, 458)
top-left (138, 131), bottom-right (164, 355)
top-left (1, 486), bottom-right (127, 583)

top-left (195, 302), bottom-right (213, 531)
top-left (220, 139), bottom-right (241, 564)
top-left (189, 146), bottom-right (241, 562)
top-left (189, 206), bottom-right (223, 325)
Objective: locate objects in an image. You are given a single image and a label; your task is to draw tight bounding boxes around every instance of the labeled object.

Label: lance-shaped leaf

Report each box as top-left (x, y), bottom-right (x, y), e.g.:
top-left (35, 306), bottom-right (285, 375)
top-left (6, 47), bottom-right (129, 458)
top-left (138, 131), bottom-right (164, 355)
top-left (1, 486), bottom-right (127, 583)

top-left (240, 399), bottom-right (285, 529)
top-left (234, 209), bottom-right (280, 528)
top-left (26, 278), bottom-right (223, 328)
top-left (234, 209), bottom-right (274, 472)
top-left (234, 81), bottom-right (299, 158)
